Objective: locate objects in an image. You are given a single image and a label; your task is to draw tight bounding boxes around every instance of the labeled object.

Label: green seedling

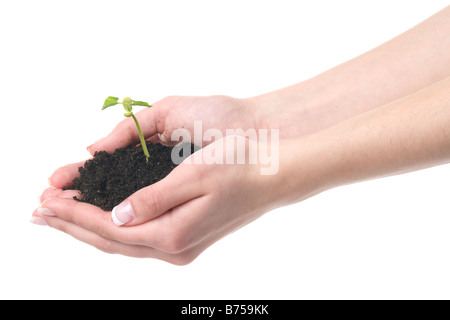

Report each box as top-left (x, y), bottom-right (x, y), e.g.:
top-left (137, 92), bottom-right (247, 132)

top-left (102, 96), bottom-right (152, 162)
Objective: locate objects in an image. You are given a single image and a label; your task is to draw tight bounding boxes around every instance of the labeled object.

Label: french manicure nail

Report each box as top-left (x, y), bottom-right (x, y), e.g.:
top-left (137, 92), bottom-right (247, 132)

top-left (30, 217), bottom-right (48, 226)
top-left (37, 207), bottom-right (56, 216)
top-left (111, 200), bottom-right (135, 226)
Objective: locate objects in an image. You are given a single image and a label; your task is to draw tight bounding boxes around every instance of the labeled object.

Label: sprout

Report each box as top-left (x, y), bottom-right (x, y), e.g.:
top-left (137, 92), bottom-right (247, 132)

top-left (102, 96), bottom-right (152, 162)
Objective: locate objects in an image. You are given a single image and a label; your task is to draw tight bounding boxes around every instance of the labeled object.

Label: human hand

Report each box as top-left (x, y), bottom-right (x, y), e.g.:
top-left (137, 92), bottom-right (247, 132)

top-left (32, 93), bottom-right (301, 263)
top-left (34, 136), bottom-right (299, 265)
top-left (87, 95), bottom-right (261, 155)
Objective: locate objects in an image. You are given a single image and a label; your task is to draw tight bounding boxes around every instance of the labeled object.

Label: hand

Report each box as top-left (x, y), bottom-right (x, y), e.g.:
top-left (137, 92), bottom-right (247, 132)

top-left (33, 94), bottom-right (299, 264)
top-left (34, 136), bottom-right (298, 265)
top-left (36, 75), bottom-right (450, 264)
top-left (87, 95), bottom-right (261, 155)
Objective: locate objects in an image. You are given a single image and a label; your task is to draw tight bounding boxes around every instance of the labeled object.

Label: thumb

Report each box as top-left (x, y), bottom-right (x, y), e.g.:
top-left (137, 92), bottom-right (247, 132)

top-left (111, 165), bottom-right (201, 226)
top-left (87, 106), bottom-right (163, 155)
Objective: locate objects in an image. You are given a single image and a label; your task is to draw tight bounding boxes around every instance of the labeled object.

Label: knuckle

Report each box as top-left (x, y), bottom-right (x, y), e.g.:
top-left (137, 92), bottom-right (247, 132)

top-left (40, 187), bottom-right (58, 203)
top-left (50, 218), bottom-right (68, 234)
top-left (127, 230), bottom-right (150, 246)
top-left (115, 118), bottom-right (139, 142)
top-left (95, 239), bottom-right (117, 255)
top-left (160, 227), bottom-right (190, 254)
top-left (169, 254), bottom-right (196, 266)
top-left (141, 186), bottom-right (163, 219)
top-left (93, 223), bottom-right (110, 240)
top-left (124, 121), bottom-right (140, 141)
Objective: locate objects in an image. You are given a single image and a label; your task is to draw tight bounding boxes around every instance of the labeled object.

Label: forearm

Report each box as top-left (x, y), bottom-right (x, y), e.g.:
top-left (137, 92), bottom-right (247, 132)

top-left (249, 5), bottom-right (450, 138)
top-left (281, 75), bottom-right (450, 205)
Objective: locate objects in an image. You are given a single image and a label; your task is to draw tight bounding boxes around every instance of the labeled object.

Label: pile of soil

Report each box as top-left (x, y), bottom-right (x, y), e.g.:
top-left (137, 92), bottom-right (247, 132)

top-left (66, 142), bottom-right (195, 211)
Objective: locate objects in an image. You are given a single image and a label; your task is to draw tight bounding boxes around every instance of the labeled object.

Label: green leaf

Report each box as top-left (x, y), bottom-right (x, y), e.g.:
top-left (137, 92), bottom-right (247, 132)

top-left (102, 96), bottom-right (120, 110)
top-left (131, 100), bottom-right (151, 107)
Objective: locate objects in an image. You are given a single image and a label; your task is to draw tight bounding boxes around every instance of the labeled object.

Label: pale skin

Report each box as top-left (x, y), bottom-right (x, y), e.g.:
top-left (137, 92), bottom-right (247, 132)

top-left (33, 6), bottom-right (450, 265)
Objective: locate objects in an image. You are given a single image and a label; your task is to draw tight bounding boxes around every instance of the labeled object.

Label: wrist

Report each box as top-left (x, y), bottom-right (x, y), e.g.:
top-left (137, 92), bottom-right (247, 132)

top-left (268, 136), bottom-right (337, 207)
top-left (245, 78), bottom-right (346, 139)
top-left (245, 84), bottom-right (309, 136)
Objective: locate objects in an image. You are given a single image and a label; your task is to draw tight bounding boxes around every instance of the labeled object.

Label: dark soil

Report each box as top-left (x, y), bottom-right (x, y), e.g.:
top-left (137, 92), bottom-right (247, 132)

top-left (66, 142), bottom-right (195, 211)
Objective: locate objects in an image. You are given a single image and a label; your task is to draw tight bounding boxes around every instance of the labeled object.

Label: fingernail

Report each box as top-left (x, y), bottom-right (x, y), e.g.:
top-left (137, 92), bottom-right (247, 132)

top-left (111, 200), bottom-right (135, 226)
top-left (37, 207), bottom-right (56, 216)
top-left (158, 132), bottom-right (169, 143)
top-left (30, 217), bottom-right (48, 226)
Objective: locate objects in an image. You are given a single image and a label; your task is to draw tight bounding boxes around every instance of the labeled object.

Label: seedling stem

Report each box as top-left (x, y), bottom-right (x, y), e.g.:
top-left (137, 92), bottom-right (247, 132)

top-left (102, 96), bottom-right (152, 162)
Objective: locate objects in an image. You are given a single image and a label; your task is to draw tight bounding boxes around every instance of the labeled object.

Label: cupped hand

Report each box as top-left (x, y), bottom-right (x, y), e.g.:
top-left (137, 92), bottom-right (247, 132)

top-left (87, 95), bottom-right (260, 155)
top-left (34, 136), bottom-right (290, 265)
top-left (33, 95), bottom-right (324, 264)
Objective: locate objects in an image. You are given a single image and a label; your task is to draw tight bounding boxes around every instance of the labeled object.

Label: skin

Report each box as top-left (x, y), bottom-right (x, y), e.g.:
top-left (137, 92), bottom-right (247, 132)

top-left (33, 6), bottom-right (450, 265)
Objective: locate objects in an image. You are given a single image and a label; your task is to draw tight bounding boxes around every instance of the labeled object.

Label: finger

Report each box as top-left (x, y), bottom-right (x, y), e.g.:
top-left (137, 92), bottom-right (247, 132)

top-left (48, 160), bottom-right (87, 189)
top-left (87, 106), bottom-right (166, 155)
top-left (33, 209), bottom-right (202, 264)
top-left (38, 197), bottom-right (170, 248)
top-left (40, 187), bottom-right (82, 203)
top-left (33, 197), bottom-right (196, 262)
top-left (111, 163), bottom-right (204, 227)
top-left (44, 214), bottom-right (155, 258)
top-left (148, 133), bottom-right (178, 146)
top-left (38, 198), bottom-right (131, 241)
top-left (31, 208), bottom-right (165, 259)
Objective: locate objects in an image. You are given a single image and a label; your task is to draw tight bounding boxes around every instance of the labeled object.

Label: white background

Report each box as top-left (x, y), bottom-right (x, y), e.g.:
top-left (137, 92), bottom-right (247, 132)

top-left (1, 0), bottom-right (449, 299)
